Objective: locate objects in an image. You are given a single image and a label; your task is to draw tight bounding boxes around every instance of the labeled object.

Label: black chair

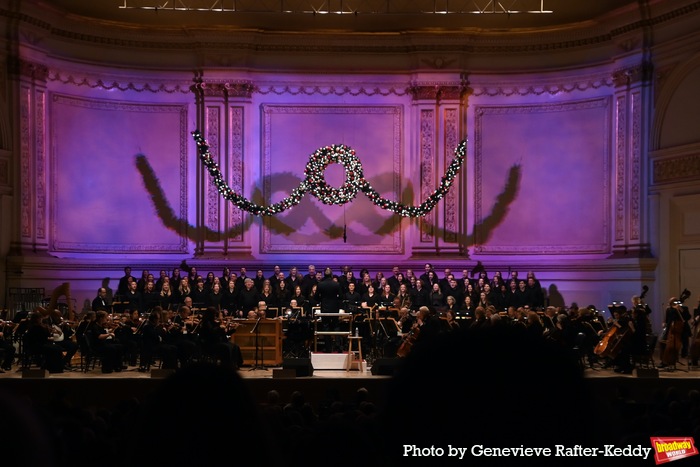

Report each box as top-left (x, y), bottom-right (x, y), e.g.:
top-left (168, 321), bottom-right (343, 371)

top-left (572, 332), bottom-right (591, 371)
top-left (19, 334), bottom-right (44, 370)
top-left (633, 333), bottom-right (658, 369)
top-left (78, 333), bottom-right (101, 372)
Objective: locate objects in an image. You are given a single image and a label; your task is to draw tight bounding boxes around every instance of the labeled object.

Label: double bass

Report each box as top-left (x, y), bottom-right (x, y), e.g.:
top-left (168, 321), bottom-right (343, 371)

top-left (689, 295), bottom-right (700, 364)
top-left (663, 289), bottom-right (691, 366)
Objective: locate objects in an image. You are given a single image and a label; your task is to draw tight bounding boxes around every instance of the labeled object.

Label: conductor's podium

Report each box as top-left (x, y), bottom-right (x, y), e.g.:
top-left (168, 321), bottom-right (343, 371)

top-left (310, 311), bottom-right (353, 370)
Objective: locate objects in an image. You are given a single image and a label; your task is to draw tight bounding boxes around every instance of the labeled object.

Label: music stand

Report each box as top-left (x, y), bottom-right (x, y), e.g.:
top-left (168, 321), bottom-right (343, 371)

top-left (249, 316), bottom-right (267, 371)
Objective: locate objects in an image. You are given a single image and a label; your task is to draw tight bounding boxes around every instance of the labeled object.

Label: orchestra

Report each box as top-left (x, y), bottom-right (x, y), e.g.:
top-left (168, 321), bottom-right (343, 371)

top-left (0, 264), bottom-right (693, 375)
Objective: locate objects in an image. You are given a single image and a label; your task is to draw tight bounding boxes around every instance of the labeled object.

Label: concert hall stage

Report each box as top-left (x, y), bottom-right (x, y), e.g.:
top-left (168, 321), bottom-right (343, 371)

top-left (1, 360), bottom-right (699, 413)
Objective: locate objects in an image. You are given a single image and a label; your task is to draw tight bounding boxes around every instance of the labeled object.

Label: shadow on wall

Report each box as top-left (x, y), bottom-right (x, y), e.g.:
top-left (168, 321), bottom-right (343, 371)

top-left (135, 154), bottom-right (256, 242)
top-left (136, 153), bottom-right (521, 248)
top-left (548, 283), bottom-right (566, 307)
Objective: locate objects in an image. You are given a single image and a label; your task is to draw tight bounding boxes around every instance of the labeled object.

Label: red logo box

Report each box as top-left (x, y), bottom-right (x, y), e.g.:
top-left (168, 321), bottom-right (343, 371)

top-left (650, 437), bottom-right (699, 465)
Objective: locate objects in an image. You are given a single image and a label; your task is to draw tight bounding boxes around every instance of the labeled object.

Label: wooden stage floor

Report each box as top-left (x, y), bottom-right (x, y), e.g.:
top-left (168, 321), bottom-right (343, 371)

top-left (1, 352), bottom-right (699, 410)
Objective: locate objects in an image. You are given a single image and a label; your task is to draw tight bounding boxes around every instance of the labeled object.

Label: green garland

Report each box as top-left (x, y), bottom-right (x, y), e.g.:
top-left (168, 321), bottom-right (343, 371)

top-left (193, 130), bottom-right (466, 217)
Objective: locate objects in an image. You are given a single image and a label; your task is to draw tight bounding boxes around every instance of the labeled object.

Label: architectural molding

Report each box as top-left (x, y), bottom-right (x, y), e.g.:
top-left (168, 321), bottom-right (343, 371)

top-left (473, 97), bottom-right (611, 255)
top-left (194, 80), bottom-right (255, 99)
top-left (48, 69), bottom-right (192, 94)
top-left (48, 94), bottom-right (189, 253)
top-left (205, 106), bottom-right (221, 237)
top-left (419, 108), bottom-right (435, 243)
top-left (228, 106), bottom-right (245, 243)
top-left (260, 104), bottom-right (403, 254)
top-left (443, 108), bottom-right (460, 244)
top-left (652, 153), bottom-right (700, 185)
top-left (409, 85), bottom-right (465, 101)
top-left (468, 75), bottom-right (613, 97)
top-left (612, 62), bottom-right (654, 87)
top-left (255, 84), bottom-right (411, 97)
top-left (4, 1), bottom-right (697, 70)
top-left (614, 94), bottom-right (627, 243)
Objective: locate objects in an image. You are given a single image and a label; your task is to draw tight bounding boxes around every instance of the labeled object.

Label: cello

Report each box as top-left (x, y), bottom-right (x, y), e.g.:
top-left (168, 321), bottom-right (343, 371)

top-left (594, 302), bottom-right (630, 359)
top-left (396, 323), bottom-right (421, 358)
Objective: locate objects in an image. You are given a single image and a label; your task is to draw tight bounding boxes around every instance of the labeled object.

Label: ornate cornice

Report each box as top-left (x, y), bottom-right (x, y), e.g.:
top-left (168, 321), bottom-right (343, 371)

top-left (653, 154), bottom-right (700, 184)
top-left (469, 74), bottom-right (614, 97)
top-left (612, 62), bottom-right (654, 87)
top-left (608, 1), bottom-right (700, 37)
top-left (409, 85), bottom-right (465, 101)
top-left (255, 84), bottom-right (411, 97)
top-left (4, 2), bottom-right (700, 64)
top-left (48, 69), bottom-right (192, 93)
top-left (8, 57), bottom-right (49, 81)
top-left (194, 80), bottom-right (255, 99)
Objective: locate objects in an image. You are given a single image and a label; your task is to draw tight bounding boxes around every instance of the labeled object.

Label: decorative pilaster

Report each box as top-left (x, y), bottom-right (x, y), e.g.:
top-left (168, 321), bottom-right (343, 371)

top-left (610, 63), bottom-right (653, 257)
top-left (12, 59), bottom-right (48, 254)
top-left (191, 76), bottom-right (254, 257)
top-left (409, 82), bottom-right (467, 257)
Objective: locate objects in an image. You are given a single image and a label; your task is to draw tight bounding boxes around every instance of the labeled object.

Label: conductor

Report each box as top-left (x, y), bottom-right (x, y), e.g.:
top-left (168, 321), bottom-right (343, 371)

top-left (316, 267), bottom-right (343, 352)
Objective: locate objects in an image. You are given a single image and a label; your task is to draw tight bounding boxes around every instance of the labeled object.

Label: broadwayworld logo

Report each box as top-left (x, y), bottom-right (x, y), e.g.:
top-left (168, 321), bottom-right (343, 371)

top-left (650, 437), bottom-right (699, 464)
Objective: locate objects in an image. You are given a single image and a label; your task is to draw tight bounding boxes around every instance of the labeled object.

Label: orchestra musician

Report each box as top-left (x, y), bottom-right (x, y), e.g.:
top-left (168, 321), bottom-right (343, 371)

top-left (48, 311), bottom-right (79, 371)
top-left (525, 311), bottom-right (545, 340)
top-left (660, 297), bottom-right (687, 368)
top-left (74, 311), bottom-right (97, 369)
top-left (0, 318), bottom-right (17, 372)
top-left (541, 306), bottom-right (557, 332)
top-left (607, 304), bottom-right (635, 374)
top-left (393, 307), bottom-right (413, 336)
top-left (470, 306), bottom-right (489, 330)
top-left (197, 306), bottom-right (243, 370)
top-left (88, 310), bottom-right (126, 374)
top-left (690, 298), bottom-right (700, 366)
top-left (409, 306), bottom-right (442, 352)
top-left (630, 301), bottom-right (650, 363)
top-left (22, 311), bottom-right (66, 373)
top-left (170, 305), bottom-right (199, 367)
top-left (631, 293), bottom-right (652, 334)
top-left (113, 310), bottom-right (140, 367)
top-left (139, 310), bottom-right (178, 370)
